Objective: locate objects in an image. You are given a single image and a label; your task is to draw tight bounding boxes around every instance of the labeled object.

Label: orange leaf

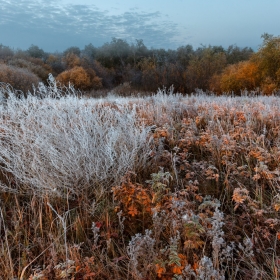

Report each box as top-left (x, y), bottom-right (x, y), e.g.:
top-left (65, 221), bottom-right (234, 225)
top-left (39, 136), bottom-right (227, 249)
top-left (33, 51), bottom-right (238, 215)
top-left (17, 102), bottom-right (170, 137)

top-left (274, 204), bottom-right (280, 212)
top-left (193, 261), bottom-right (199, 271)
top-left (128, 205), bottom-right (138, 217)
top-left (172, 265), bottom-right (182, 274)
top-left (155, 264), bottom-right (166, 278)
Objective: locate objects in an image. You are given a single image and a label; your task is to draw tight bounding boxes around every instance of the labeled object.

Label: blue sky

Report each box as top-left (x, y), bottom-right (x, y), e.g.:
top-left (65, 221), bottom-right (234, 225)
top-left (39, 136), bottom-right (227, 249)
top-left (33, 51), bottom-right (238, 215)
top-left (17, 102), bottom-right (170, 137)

top-left (1, 0), bottom-right (280, 52)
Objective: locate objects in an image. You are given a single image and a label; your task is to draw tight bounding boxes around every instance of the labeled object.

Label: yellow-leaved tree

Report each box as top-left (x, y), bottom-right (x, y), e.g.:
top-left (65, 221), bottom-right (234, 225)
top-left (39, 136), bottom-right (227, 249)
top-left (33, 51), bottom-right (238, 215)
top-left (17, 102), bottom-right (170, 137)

top-left (252, 33), bottom-right (280, 94)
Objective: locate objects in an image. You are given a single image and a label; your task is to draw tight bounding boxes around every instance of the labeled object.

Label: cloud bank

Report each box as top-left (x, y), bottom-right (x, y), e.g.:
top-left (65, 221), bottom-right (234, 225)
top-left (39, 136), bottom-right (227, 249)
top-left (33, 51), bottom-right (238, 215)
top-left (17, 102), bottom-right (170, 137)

top-left (0, 0), bottom-right (182, 51)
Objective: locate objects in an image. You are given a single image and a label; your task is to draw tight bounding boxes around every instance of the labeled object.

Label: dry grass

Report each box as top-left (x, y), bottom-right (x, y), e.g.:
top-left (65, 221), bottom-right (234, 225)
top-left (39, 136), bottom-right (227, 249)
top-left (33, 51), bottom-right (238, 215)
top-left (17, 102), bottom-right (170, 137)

top-left (0, 78), bottom-right (279, 279)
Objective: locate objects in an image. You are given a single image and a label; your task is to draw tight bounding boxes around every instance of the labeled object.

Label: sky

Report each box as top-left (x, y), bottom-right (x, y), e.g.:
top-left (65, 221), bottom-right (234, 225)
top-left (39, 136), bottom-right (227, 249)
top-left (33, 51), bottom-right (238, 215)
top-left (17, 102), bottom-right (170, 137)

top-left (1, 0), bottom-right (280, 53)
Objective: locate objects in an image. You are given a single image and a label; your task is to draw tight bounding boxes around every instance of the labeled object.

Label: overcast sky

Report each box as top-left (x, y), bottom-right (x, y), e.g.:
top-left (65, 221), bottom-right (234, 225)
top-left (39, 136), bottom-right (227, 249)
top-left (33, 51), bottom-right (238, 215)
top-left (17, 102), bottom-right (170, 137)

top-left (1, 0), bottom-right (280, 52)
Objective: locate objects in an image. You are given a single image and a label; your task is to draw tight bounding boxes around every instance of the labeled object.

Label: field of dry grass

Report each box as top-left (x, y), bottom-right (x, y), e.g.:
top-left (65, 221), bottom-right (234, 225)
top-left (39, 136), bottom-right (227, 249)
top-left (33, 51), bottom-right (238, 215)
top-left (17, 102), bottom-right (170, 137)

top-left (0, 77), bottom-right (279, 279)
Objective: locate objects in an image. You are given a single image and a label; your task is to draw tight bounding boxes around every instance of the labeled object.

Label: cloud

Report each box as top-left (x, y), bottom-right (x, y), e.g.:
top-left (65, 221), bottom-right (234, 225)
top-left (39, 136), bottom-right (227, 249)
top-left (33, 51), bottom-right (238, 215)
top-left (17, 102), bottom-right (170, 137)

top-left (0, 0), bottom-right (183, 51)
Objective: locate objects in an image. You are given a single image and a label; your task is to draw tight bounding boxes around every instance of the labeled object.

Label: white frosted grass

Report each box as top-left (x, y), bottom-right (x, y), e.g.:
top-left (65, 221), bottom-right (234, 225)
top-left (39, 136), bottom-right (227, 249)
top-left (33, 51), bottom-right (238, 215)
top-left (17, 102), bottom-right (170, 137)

top-left (0, 78), bottom-right (151, 197)
top-left (1, 76), bottom-right (280, 198)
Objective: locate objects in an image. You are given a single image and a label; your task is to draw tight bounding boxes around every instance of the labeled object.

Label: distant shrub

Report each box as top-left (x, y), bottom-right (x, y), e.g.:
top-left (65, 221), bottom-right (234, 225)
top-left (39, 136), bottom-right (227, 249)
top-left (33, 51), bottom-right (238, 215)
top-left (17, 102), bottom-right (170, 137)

top-left (56, 66), bottom-right (102, 90)
top-left (91, 60), bottom-right (115, 88)
top-left (212, 35), bottom-right (280, 95)
top-left (253, 34), bottom-right (280, 87)
top-left (46, 54), bottom-right (65, 75)
top-left (0, 64), bottom-right (40, 92)
top-left (8, 57), bottom-right (52, 82)
top-left (111, 82), bottom-right (132, 96)
top-left (261, 77), bottom-right (279, 95)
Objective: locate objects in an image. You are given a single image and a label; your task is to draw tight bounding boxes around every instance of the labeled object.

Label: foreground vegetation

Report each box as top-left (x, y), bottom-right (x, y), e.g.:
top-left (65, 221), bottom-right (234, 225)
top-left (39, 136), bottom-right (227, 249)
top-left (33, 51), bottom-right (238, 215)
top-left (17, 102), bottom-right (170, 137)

top-left (0, 77), bottom-right (279, 279)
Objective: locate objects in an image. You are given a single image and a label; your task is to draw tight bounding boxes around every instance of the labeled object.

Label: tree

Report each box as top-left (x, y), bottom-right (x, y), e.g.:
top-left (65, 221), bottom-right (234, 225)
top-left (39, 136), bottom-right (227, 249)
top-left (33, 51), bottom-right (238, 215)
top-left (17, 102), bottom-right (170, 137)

top-left (82, 44), bottom-right (97, 62)
top-left (226, 45), bottom-right (254, 64)
top-left (217, 61), bottom-right (261, 94)
top-left (176, 45), bottom-right (194, 68)
top-left (0, 44), bottom-right (14, 62)
top-left (46, 54), bottom-right (65, 75)
top-left (96, 38), bottom-right (131, 68)
top-left (91, 60), bottom-right (115, 88)
top-left (138, 57), bottom-right (159, 91)
top-left (186, 46), bottom-right (226, 91)
top-left (26, 45), bottom-right (47, 60)
top-left (63, 52), bottom-right (81, 69)
top-left (158, 62), bottom-right (186, 92)
top-left (63, 46), bottom-right (81, 57)
top-left (252, 33), bottom-right (280, 91)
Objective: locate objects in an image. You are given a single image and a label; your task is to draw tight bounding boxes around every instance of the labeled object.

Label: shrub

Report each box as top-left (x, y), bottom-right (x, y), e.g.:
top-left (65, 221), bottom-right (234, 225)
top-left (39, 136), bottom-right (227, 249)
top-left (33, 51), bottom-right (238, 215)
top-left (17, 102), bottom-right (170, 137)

top-left (91, 60), bottom-right (115, 88)
top-left (8, 57), bottom-right (52, 82)
top-left (0, 76), bottom-right (149, 198)
top-left (0, 64), bottom-right (40, 92)
top-left (56, 66), bottom-right (102, 90)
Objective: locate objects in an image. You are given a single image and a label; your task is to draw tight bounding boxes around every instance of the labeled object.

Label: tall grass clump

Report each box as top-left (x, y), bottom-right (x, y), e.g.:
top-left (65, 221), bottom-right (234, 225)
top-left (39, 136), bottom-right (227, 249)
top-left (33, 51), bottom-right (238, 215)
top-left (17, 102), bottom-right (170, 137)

top-left (0, 75), bottom-right (150, 198)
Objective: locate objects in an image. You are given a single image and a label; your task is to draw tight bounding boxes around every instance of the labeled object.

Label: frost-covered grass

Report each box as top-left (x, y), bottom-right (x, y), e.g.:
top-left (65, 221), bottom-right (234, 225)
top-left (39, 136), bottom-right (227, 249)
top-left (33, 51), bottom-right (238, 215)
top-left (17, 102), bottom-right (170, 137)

top-left (0, 77), bottom-right (279, 279)
top-left (0, 77), bottom-right (150, 198)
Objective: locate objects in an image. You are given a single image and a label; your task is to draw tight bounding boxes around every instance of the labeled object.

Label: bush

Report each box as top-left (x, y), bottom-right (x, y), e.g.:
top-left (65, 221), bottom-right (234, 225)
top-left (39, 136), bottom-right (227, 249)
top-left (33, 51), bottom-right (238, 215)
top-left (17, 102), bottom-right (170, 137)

top-left (0, 64), bottom-right (40, 92)
top-left (56, 66), bottom-right (102, 90)
top-left (0, 77), bottom-right (149, 197)
top-left (8, 57), bottom-right (52, 82)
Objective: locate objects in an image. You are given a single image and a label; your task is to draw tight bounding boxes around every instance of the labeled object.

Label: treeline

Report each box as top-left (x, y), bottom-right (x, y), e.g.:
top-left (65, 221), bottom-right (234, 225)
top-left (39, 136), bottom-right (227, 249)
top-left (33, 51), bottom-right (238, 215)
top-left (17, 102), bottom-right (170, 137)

top-left (0, 33), bottom-right (279, 94)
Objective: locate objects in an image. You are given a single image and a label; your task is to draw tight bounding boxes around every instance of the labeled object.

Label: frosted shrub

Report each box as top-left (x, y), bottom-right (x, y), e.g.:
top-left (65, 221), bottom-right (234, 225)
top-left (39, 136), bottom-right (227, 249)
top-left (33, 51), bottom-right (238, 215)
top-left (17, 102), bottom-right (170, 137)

top-left (208, 207), bottom-right (225, 270)
top-left (196, 256), bottom-right (224, 280)
top-left (91, 222), bottom-right (100, 247)
top-left (127, 229), bottom-right (156, 279)
top-left (0, 77), bottom-right (150, 197)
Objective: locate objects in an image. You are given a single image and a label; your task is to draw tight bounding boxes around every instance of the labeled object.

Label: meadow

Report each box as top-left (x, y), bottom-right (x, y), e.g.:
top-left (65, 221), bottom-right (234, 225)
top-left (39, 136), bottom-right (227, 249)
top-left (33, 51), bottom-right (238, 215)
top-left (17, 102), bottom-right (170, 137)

top-left (0, 76), bottom-right (279, 279)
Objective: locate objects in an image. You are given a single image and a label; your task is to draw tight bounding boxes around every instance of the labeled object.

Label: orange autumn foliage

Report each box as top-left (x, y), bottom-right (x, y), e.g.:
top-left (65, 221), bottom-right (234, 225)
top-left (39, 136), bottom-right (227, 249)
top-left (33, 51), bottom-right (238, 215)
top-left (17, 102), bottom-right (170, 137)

top-left (218, 61), bottom-right (261, 94)
top-left (211, 35), bottom-right (280, 94)
top-left (56, 66), bottom-right (102, 90)
top-left (156, 254), bottom-right (189, 279)
top-left (112, 174), bottom-right (152, 218)
top-left (63, 52), bottom-right (81, 69)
